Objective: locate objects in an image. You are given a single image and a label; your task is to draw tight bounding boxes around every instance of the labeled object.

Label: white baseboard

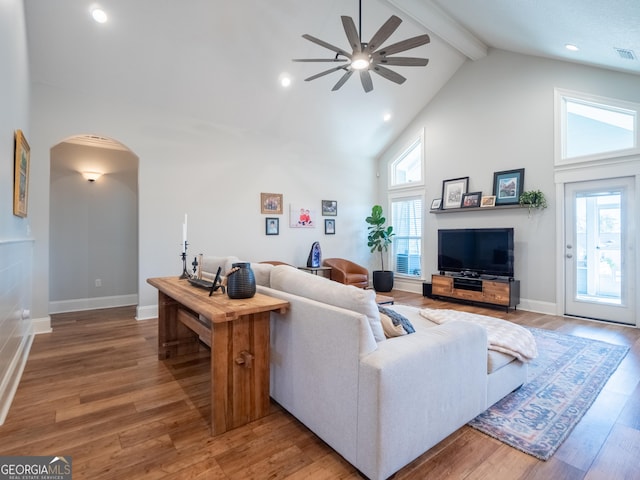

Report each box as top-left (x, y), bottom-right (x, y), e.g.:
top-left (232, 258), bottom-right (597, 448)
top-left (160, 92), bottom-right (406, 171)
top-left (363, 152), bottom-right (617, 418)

top-left (32, 316), bottom-right (52, 334)
top-left (49, 294), bottom-right (138, 314)
top-left (136, 304), bottom-right (158, 321)
top-left (0, 333), bottom-right (33, 425)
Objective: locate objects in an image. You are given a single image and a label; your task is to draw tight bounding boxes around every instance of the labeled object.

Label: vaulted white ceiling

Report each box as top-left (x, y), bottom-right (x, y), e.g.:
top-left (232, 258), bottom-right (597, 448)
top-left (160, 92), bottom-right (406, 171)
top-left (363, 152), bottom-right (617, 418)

top-left (25, 0), bottom-right (640, 162)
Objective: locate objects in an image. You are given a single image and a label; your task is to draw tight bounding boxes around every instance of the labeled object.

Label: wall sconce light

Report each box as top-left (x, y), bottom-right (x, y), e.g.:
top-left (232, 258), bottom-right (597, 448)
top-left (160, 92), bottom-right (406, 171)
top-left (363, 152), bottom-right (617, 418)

top-left (82, 171), bottom-right (103, 182)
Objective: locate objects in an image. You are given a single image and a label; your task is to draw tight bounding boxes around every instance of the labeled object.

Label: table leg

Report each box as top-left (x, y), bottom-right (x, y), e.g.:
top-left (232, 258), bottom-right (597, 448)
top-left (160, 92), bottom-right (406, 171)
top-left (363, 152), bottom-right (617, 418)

top-left (157, 291), bottom-right (199, 359)
top-left (210, 311), bottom-right (271, 435)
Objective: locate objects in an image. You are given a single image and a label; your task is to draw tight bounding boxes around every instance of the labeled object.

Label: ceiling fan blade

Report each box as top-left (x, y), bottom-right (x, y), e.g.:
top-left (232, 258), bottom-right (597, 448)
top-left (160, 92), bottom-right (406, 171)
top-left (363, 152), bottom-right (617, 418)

top-left (304, 65), bottom-right (347, 82)
top-left (373, 34), bottom-right (430, 57)
top-left (373, 56), bottom-right (429, 67)
top-left (341, 16), bottom-right (361, 53)
top-left (360, 70), bottom-right (373, 92)
top-left (367, 15), bottom-right (402, 52)
top-left (302, 34), bottom-right (351, 58)
top-left (293, 58), bottom-right (348, 63)
top-left (371, 65), bottom-right (406, 85)
top-left (332, 70), bottom-right (354, 91)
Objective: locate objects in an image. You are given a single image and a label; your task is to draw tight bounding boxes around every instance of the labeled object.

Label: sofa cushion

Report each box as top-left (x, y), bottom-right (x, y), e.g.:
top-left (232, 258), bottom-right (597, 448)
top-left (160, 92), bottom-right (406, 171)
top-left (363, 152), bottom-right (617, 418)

top-left (200, 256), bottom-right (239, 280)
top-left (270, 265), bottom-right (385, 342)
top-left (250, 262), bottom-right (273, 287)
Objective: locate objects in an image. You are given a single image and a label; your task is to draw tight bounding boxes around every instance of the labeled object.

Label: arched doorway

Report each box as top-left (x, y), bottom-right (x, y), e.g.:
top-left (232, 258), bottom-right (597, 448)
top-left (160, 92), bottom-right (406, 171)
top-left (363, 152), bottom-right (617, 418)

top-left (49, 134), bottom-right (139, 313)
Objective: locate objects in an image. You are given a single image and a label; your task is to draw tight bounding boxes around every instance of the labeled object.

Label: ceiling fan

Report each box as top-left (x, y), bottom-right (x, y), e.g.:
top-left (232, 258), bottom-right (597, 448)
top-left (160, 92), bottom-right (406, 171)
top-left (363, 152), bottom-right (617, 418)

top-left (292, 0), bottom-right (430, 93)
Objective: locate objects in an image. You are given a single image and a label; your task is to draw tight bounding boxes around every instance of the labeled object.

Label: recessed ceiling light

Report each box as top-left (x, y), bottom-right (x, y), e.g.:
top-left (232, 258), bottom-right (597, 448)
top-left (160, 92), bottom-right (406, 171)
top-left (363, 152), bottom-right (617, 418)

top-left (383, 113), bottom-right (392, 122)
top-left (91, 8), bottom-right (108, 23)
top-left (279, 73), bottom-right (292, 88)
top-left (565, 44), bottom-right (579, 52)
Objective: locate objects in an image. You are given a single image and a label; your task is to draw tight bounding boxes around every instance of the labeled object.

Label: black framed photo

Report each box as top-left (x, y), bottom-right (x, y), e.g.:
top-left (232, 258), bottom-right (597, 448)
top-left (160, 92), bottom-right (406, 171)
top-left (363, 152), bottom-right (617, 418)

top-left (430, 198), bottom-right (442, 210)
top-left (461, 191), bottom-right (482, 208)
top-left (324, 218), bottom-right (335, 234)
top-left (322, 200), bottom-right (337, 216)
top-left (265, 217), bottom-right (279, 235)
top-left (493, 169), bottom-right (524, 205)
top-left (441, 177), bottom-right (469, 209)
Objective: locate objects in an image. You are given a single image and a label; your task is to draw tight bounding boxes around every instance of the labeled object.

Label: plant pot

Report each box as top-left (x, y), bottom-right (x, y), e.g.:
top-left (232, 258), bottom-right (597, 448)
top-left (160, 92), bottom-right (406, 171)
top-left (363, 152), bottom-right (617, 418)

top-left (373, 270), bottom-right (394, 292)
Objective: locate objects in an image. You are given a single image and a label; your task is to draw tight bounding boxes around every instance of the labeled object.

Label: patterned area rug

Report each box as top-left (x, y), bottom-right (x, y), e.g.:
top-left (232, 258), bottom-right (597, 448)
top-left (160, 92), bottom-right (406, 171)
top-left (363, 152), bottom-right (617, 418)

top-left (469, 327), bottom-right (629, 460)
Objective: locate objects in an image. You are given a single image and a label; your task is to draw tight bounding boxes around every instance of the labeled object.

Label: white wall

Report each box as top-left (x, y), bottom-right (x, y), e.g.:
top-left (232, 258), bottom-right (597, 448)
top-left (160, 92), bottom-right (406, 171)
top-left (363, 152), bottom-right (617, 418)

top-left (378, 49), bottom-right (640, 313)
top-left (28, 84), bottom-right (377, 321)
top-left (0, 0), bottom-right (34, 424)
top-left (49, 143), bottom-right (139, 312)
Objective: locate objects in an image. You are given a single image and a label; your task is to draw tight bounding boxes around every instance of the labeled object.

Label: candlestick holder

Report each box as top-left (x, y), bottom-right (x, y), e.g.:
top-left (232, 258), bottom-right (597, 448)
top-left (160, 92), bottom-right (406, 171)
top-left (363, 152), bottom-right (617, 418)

top-left (179, 241), bottom-right (191, 279)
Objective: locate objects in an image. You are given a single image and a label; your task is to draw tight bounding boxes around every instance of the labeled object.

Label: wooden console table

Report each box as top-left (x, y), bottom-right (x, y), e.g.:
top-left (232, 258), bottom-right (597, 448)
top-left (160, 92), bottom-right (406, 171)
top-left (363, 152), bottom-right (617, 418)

top-left (147, 276), bottom-right (289, 435)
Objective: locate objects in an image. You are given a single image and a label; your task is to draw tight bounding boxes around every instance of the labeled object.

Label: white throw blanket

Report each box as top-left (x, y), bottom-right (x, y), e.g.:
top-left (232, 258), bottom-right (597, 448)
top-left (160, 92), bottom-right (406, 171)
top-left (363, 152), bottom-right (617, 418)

top-left (419, 308), bottom-right (538, 362)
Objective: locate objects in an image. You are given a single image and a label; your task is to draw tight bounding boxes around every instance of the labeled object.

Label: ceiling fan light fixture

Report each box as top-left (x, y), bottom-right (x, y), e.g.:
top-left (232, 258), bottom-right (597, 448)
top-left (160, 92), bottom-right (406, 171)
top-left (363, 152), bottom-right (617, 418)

top-left (351, 53), bottom-right (370, 70)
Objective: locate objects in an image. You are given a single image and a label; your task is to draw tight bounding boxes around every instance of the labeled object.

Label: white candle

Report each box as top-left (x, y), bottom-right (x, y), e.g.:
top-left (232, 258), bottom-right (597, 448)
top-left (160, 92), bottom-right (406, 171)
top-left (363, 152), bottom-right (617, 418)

top-left (182, 214), bottom-right (188, 252)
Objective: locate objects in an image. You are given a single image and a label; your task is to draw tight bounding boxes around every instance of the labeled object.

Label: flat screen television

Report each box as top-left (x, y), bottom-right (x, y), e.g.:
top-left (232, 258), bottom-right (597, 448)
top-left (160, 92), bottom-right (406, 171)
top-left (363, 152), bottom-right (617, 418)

top-left (437, 228), bottom-right (514, 278)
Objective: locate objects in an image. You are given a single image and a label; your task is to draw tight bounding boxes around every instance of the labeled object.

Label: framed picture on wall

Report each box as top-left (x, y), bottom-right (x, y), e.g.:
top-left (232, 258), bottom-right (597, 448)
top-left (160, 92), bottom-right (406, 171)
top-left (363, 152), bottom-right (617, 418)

top-left (321, 200), bottom-right (337, 216)
top-left (441, 177), bottom-right (469, 209)
top-left (261, 193), bottom-right (283, 214)
top-left (13, 129), bottom-right (30, 218)
top-left (461, 191), bottom-right (482, 208)
top-left (324, 219), bottom-right (335, 234)
top-left (480, 195), bottom-right (496, 207)
top-left (265, 217), bottom-right (279, 235)
top-left (430, 198), bottom-right (442, 210)
top-left (492, 169), bottom-right (524, 205)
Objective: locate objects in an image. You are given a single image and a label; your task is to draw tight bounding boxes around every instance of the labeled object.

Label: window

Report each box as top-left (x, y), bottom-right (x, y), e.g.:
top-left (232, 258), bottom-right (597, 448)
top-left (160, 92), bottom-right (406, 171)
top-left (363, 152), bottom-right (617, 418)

top-left (556, 89), bottom-right (639, 164)
top-left (391, 196), bottom-right (422, 278)
top-left (387, 131), bottom-right (424, 279)
top-left (390, 136), bottom-right (423, 187)
top-left (392, 198), bottom-right (422, 277)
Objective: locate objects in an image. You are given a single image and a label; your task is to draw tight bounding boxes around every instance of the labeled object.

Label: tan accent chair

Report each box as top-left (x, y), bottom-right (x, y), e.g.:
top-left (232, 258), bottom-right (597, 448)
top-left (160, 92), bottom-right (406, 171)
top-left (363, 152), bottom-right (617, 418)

top-left (323, 258), bottom-right (369, 288)
top-left (260, 260), bottom-right (292, 266)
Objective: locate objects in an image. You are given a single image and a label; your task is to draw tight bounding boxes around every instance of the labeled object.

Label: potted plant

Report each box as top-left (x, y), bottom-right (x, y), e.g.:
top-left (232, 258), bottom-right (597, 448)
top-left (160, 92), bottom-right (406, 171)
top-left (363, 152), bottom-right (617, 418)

top-left (519, 190), bottom-right (548, 216)
top-left (366, 205), bottom-right (395, 292)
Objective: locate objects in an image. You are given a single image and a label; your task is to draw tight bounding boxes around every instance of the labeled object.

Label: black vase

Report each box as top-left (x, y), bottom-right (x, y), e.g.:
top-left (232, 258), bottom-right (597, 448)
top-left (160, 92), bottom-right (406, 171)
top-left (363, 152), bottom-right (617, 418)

top-left (226, 262), bottom-right (256, 299)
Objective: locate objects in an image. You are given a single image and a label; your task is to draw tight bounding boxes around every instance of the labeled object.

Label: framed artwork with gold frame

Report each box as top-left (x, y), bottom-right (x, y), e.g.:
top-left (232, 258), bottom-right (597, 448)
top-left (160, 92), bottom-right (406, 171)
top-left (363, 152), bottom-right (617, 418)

top-left (260, 192), bottom-right (283, 214)
top-left (13, 130), bottom-right (30, 218)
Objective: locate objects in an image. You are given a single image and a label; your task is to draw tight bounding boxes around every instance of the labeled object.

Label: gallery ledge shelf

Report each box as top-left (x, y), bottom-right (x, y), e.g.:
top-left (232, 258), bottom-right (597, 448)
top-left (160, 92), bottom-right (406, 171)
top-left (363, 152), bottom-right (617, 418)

top-left (430, 204), bottom-right (523, 214)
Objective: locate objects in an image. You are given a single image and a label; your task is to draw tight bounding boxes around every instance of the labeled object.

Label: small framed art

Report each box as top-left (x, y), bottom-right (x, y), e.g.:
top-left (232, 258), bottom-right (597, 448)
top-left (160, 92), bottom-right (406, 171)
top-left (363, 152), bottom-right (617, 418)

top-left (492, 169), bottom-right (524, 205)
top-left (261, 193), bottom-right (283, 214)
top-left (441, 177), bottom-right (469, 209)
top-left (480, 195), bottom-right (496, 208)
top-left (430, 198), bottom-right (442, 210)
top-left (461, 191), bottom-right (481, 208)
top-left (324, 218), bottom-right (335, 234)
top-left (13, 129), bottom-right (30, 218)
top-left (265, 217), bottom-right (279, 235)
top-left (321, 200), bottom-right (337, 216)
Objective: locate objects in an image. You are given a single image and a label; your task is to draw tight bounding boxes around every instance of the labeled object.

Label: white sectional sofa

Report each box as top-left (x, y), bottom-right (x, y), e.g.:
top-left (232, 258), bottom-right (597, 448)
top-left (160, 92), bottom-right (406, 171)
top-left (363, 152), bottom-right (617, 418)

top-left (200, 258), bottom-right (527, 480)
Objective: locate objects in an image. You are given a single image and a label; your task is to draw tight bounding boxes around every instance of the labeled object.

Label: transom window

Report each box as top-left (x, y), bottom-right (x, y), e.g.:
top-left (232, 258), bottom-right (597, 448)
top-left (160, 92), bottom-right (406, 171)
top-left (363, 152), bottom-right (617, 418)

top-left (390, 137), bottom-right (423, 187)
top-left (556, 89), bottom-right (639, 164)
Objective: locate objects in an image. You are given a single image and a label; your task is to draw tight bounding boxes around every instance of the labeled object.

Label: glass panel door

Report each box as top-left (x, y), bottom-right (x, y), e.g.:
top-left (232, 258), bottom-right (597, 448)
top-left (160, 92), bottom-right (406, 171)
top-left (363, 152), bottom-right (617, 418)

top-left (564, 178), bottom-right (634, 324)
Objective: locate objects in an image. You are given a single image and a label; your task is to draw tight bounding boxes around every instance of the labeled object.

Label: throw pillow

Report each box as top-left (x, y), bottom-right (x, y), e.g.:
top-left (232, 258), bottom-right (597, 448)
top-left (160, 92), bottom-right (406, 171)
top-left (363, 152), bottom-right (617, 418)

top-left (378, 306), bottom-right (415, 334)
top-left (379, 312), bottom-right (406, 338)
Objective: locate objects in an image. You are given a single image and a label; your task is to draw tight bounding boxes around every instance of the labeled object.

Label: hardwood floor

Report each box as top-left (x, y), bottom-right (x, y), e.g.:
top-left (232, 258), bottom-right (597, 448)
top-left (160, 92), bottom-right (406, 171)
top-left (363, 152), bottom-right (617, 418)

top-left (1, 293), bottom-right (638, 479)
